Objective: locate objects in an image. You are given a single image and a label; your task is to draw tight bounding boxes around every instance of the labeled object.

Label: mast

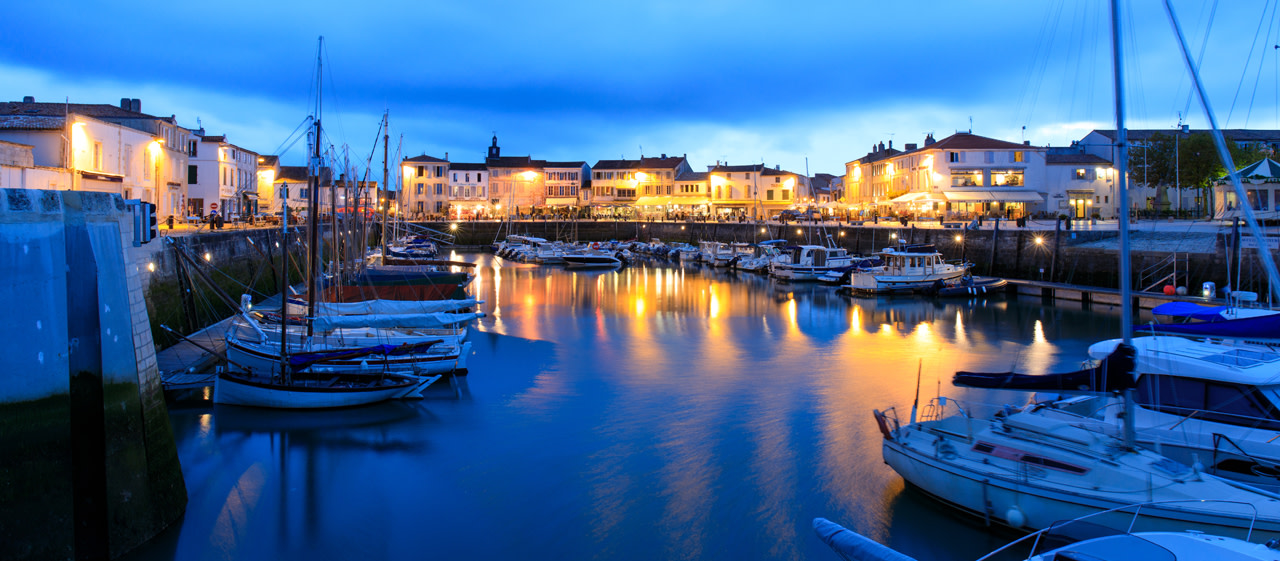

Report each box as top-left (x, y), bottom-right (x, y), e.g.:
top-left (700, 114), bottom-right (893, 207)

top-left (1111, 0), bottom-right (1137, 449)
top-left (306, 37), bottom-right (323, 339)
top-left (279, 181), bottom-right (290, 383)
top-left (382, 111), bottom-right (389, 258)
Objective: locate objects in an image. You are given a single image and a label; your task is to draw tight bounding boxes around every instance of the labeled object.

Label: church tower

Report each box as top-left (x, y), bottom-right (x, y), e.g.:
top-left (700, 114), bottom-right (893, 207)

top-left (488, 134), bottom-right (500, 159)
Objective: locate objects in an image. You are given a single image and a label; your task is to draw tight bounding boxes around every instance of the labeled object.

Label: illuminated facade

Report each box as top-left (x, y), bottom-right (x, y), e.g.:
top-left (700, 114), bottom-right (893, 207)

top-left (447, 162), bottom-right (489, 219)
top-left (592, 155), bottom-right (689, 215)
top-left (706, 163), bottom-right (804, 218)
top-left (542, 162), bottom-right (588, 210)
top-left (401, 154), bottom-right (449, 219)
top-left (188, 132), bottom-right (258, 218)
top-left (0, 97), bottom-right (191, 222)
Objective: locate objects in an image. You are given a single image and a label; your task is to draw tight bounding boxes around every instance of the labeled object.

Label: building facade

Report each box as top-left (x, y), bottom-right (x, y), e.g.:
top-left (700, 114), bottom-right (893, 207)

top-left (447, 162), bottom-right (489, 219)
top-left (401, 154), bottom-right (449, 219)
top-left (187, 132), bottom-right (259, 219)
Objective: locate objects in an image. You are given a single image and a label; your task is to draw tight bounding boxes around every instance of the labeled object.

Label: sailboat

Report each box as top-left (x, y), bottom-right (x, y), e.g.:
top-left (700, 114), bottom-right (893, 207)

top-left (214, 38), bottom-right (453, 408)
top-left (870, 0), bottom-right (1280, 538)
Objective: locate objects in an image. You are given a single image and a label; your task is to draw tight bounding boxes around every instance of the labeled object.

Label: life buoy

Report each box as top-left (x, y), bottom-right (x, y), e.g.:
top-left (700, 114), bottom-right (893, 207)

top-left (591, 242), bottom-right (600, 250)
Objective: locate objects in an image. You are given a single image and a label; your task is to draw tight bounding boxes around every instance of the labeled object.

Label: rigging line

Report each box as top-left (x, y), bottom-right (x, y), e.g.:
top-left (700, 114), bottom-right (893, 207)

top-left (320, 39), bottom-right (350, 158)
top-left (1015, 0), bottom-right (1061, 127)
top-left (1180, 0), bottom-right (1219, 123)
top-left (1244, 0), bottom-right (1280, 127)
top-left (1228, 0), bottom-right (1271, 126)
top-left (1124, 0), bottom-right (1147, 126)
top-left (270, 115), bottom-right (314, 160)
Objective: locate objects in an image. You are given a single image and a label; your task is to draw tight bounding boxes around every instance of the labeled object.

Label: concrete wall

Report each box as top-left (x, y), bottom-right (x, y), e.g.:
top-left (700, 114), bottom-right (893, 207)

top-left (0, 189), bottom-right (185, 560)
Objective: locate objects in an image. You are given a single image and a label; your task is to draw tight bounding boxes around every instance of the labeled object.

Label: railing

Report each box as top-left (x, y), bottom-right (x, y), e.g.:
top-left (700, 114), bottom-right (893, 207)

top-left (1138, 252), bottom-right (1188, 292)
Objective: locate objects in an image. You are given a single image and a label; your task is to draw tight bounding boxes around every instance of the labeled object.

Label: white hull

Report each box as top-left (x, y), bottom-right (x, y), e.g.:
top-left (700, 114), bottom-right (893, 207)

top-left (226, 337), bottom-right (470, 377)
top-left (850, 268), bottom-right (967, 293)
top-left (213, 371), bottom-right (437, 409)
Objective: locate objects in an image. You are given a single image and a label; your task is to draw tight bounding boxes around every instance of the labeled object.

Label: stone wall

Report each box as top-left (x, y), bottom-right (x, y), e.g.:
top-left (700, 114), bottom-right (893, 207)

top-left (0, 189), bottom-right (186, 560)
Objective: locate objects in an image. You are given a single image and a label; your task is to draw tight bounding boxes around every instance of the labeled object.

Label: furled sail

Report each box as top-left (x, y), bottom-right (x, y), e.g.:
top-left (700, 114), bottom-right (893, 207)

top-left (953, 344), bottom-right (1136, 393)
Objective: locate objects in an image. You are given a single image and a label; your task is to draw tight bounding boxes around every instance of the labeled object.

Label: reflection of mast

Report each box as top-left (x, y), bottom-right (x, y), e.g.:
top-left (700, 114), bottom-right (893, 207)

top-left (381, 111), bottom-right (389, 259)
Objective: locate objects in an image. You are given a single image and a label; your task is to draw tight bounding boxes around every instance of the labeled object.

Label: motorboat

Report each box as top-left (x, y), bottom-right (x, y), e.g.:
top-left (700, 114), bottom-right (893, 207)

top-left (848, 243), bottom-right (969, 294)
top-left (731, 240), bottom-right (787, 273)
top-left (770, 242), bottom-right (858, 282)
top-left (698, 240), bottom-right (734, 266)
top-left (562, 249), bottom-right (625, 269)
top-left (1139, 292), bottom-right (1280, 347)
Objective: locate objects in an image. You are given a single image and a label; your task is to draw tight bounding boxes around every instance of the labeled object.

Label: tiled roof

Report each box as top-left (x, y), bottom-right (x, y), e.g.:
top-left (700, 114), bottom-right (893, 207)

top-left (709, 164), bottom-right (764, 173)
top-left (676, 170), bottom-right (708, 181)
top-left (924, 132), bottom-right (1032, 151)
top-left (1046, 153), bottom-right (1112, 165)
top-left (1, 100), bottom-right (171, 122)
top-left (486, 156), bottom-right (538, 168)
top-left (275, 166), bottom-right (333, 184)
top-left (449, 162), bottom-right (487, 171)
top-left (592, 159), bottom-right (641, 170)
top-left (258, 155), bottom-right (279, 167)
top-left (404, 154), bottom-right (448, 163)
top-left (543, 161), bottom-right (587, 168)
top-left (200, 135), bottom-right (226, 143)
top-left (852, 148), bottom-right (902, 165)
top-left (0, 115), bottom-right (65, 130)
top-left (638, 156), bottom-right (685, 169)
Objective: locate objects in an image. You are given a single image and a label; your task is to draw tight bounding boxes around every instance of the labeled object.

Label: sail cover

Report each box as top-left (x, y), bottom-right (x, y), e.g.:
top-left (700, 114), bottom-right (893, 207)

top-left (288, 339), bottom-right (445, 369)
top-left (311, 311), bottom-right (482, 331)
top-left (953, 343), bottom-right (1136, 392)
top-left (287, 298), bottom-right (478, 316)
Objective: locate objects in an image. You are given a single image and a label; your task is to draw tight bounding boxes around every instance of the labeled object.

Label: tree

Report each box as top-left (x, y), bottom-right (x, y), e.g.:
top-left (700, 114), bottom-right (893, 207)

top-left (1129, 132), bottom-right (1271, 215)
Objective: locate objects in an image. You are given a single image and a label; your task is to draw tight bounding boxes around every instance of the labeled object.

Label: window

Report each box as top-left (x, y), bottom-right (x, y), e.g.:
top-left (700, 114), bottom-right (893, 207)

top-left (478, 172), bottom-right (482, 181)
top-left (435, 166), bottom-right (444, 178)
top-left (435, 201), bottom-right (443, 212)
top-left (435, 184), bottom-right (443, 195)
top-left (1011, 151), bottom-right (1025, 163)
top-left (984, 151), bottom-right (994, 163)
top-left (1247, 189), bottom-right (1270, 211)
top-left (416, 201), bottom-right (423, 212)
top-left (766, 190), bottom-right (774, 201)
top-left (93, 142), bottom-right (102, 170)
top-left (453, 173), bottom-right (457, 181)
top-left (948, 152), bottom-right (960, 163)
top-left (774, 176), bottom-right (780, 183)
top-left (1075, 168), bottom-right (1087, 180)
top-left (951, 170), bottom-right (983, 187)
top-left (416, 183), bottom-right (423, 195)
top-left (782, 190), bottom-right (790, 200)
top-left (188, 165), bottom-right (198, 184)
top-left (416, 166), bottom-right (424, 177)
top-left (1137, 374), bottom-right (1280, 429)
top-left (991, 170), bottom-right (1024, 187)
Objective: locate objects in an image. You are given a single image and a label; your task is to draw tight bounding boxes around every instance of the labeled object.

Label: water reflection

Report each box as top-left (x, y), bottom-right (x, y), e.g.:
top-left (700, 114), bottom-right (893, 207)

top-left (136, 253), bottom-right (1130, 561)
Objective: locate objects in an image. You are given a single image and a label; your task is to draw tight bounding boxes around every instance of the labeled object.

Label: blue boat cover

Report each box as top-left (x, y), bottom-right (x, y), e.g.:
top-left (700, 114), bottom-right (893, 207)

top-left (288, 340), bottom-right (443, 369)
top-left (1151, 302), bottom-right (1229, 321)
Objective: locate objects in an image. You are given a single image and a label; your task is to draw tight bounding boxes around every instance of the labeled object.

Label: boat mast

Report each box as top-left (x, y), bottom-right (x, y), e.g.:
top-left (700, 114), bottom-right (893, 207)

top-left (306, 36), bottom-right (323, 339)
top-left (279, 182), bottom-right (290, 383)
top-left (1111, 0), bottom-right (1136, 449)
top-left (382, 111), bottom-right (389, 259)
top-left (1163, 0), bottom-right (1280, 304)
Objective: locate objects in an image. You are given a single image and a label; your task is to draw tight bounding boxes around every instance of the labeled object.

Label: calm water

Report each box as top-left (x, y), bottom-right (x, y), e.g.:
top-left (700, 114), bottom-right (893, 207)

top-left (130, 253), bottom-right (1135, 561)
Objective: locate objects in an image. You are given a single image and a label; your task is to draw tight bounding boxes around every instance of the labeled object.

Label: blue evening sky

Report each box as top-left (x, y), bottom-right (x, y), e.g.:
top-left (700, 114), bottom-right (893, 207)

top-left (2, 1), bottom-right (1275, 176)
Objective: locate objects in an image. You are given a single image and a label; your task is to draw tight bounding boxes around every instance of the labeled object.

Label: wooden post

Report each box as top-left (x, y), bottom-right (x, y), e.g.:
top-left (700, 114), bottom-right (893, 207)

top-left (1051, 219), bottom-right (1062, 282)
top-left (988, 219), bottom-right (1000, 276)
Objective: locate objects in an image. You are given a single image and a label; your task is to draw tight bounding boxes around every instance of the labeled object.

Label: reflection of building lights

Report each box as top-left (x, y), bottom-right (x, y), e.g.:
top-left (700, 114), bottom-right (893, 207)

top-left (760, 228), bottom-right (766, 233)
top-left (635, 297), bottom-right (645, 316)
top-left (1035, 236), bottom-right (1044, 245)
top-left (204, 252), bottom-right (212, 262)
top-left (839, 231), bottom-right (845, 237)
top-left (890, 233), bottom-right (897, 239)
top-left (954, 235), bottom-right (962, 242)
top-left (795, 229), bottom-right (802, 235)
top-left (449, 223), bottom-right (458, 231)
top-left (147, 262), bottom-right (156, 272)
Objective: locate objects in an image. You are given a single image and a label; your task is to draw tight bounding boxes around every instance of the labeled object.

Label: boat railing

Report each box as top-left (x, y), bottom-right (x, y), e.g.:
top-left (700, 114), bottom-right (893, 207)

top-left (974, 499), bottom-right (1263, 560)
top-left (919, 396), bottom-right (971, 424)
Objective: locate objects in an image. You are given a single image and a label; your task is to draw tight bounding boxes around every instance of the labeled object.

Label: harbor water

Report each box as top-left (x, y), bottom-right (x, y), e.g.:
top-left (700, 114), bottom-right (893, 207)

top-left (128, 252), bottom-right (1133, 561)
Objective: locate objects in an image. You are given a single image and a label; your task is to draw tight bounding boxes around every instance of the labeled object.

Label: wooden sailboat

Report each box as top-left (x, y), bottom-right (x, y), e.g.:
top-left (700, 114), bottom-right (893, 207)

top-left (214, 38), bottom-right (445, 408)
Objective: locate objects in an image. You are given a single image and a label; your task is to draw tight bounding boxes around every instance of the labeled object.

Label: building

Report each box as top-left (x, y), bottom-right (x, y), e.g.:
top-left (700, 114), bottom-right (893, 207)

top-left (400, 154), bottom-right (449, 219)
top-left (706, 163), bottom-right (802, 218)
top-left (269, 165), bottom-right (331, 215)
top-left (0, 139), bottom-right (70, 191)
top-left (1044, 149), bottom-right (1117, 218)
top-left (187, 131), bottom-right (259, 219)
top-left (592, 155), bottom-right (690, 217)
top-left (447, 162), bottom-right (489, 219)
top-left (671, 170), bottom-right (710, 217)
top-left (256, 155), bottom-right (280, 212)
top-left (542, 161), bottom-right (589, 211)
top-left (844, 133), bottom-right (1048, 219)
top-left (0, 97), bottom-right (191, 222)
top-left (484, 137), bottom-right (544, 216)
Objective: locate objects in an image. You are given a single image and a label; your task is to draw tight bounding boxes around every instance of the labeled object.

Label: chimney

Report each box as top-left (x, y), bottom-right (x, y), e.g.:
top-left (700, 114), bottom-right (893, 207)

top-left (660, 153), bottom-right (667, 159)
top-left (1181, 125), bottom-right (1190, 133)
top-left (878, 141), bottom-right (885, 152)
top-left (22, 96), bottom-right (34, 103)
top-left (121, 98), bottom-right (131, 109)
top-left (131, 99), bottom-right (141, 113)
top-left (445, 152), bottom-right (449, 161)
top-left (888, 140), bottom-right (893, 150)
top-left (924, 134), bottom-right (936, 146)
top-left (905, 143), bottom-right (918, 151)
top-left (1024, 140), bottom-right (1031, 146)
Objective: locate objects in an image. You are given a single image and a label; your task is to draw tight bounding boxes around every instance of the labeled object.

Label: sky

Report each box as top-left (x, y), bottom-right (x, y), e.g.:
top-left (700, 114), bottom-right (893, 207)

top-left (4, 0), bottom-right (1279, 177)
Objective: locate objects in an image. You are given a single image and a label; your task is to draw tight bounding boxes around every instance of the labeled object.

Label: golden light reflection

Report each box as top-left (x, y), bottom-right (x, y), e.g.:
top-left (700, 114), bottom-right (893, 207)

top-left (709, 286), bottom-right (721, 319)
top-left (850, 307), bottom-right (863, 335)
top-left (198, 412), bottom-right (211, 436)
top-left (912, 321), bottom-right (933, 343)
top-left (787, 297), bottom-right (797, 327)
top-left (1033, 320), bottom-right (1045, 344)
top-left (635, 297), bottom-right (645, 316)
top-left (955, 310), bottom-right (967, 346)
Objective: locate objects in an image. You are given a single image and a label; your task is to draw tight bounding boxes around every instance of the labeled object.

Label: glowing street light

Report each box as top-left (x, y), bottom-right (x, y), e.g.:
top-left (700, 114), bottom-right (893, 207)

top-left (1035, 236), bottom-right (1044, 245)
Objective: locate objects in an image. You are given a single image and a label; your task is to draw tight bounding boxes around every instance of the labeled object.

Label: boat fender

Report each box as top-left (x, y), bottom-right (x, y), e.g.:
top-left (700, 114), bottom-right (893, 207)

top-left (873, 409), bottom-right (894, 441)
top-left (1005, 506), bottom-right (1026, 528)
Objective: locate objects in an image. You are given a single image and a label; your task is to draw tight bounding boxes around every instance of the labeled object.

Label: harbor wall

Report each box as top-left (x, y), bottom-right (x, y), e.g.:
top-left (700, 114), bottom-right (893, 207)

top-left (0, 189), bottom-right (186, 559)
top-left (425, 219), bottom-right (1238, 292)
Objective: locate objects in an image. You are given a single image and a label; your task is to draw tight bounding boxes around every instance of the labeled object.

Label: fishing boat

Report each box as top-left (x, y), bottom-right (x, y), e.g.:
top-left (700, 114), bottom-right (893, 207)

top-left (848, 244), bottom-right (969, 294)
top-left (770, 239), bottom-right (858, 281)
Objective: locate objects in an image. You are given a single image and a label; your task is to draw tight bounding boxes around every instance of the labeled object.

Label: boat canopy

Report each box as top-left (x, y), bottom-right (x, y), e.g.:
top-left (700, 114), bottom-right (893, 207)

top-left (1151, 302), bottom-right (1230, 321)
top-left (312, 311), bottom-right (483, 331)
top-left (953, 343), bottom-right (1136, 393)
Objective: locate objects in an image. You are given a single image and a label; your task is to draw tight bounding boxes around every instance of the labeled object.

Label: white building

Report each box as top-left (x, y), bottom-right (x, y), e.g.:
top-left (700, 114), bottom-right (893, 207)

top-left (187, 132), bottom-right (259, 219)
top-left (0, 97), bottom-right (191, 222)
top-left (401, 154), bottom-right (449, 219)
top-left (447, 162), bottom-right (489, 219)
top-left (542, 161), bottom-right (588, 210)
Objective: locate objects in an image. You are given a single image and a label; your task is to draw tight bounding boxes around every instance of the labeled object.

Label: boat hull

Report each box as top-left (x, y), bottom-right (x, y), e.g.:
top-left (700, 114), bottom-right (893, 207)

top-left (213, 371), bottom-right (427, 409)
top-left (226, 338), bottom-right (471, 377)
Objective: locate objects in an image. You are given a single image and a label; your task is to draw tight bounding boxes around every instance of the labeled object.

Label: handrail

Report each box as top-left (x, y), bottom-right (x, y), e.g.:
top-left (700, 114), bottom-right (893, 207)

top-left (974, 499), bottom-right (1262, 560)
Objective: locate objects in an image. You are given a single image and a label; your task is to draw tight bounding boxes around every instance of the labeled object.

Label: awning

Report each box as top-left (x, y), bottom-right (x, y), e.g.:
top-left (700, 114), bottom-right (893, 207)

top-left (943, 190), bottom-right (1044, 203)
top-left (634, 196), bottom-right (673, 206)
top-left (544, 197), bottom-right (578, 206)
top-left (888, 192), bottom-right (945, 204)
